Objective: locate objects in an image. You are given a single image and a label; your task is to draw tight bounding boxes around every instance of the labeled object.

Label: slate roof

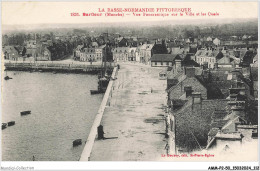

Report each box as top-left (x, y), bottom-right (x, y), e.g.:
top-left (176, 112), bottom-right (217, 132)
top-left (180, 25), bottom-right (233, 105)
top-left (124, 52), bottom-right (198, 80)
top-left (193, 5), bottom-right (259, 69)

top-left (183, 60), bottom-right (200, 67)
top-left (151, 54), bottom-right (179, 62)
top-left (210, 120), bottom-right (229, 129)
top-left (215, 52), bottom-right (224, 60)
top-left (243, 50), bottom-right (257, 64)
top-left (183, 54), bottom-right (200, 67)
top-left (113, 47), bottom-right (129, 53)
top-left (211, 109), bottom-right (228, 121)
top-left (208, 128), bottom-right (220, 137)
top-left (171, 99), bottom-right (188, 111)
top-left (173, 99), bottom-right (229, 151)
top-left (251, 67), bottom-right (258, 81)
top-left (189, 47), bottom-right (197, 54)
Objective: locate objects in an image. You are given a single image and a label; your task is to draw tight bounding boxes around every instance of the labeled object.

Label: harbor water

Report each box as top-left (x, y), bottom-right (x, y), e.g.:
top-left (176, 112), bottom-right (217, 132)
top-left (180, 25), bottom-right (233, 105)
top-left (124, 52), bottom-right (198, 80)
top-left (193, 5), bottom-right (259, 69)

top-left (1, 71), bottom-right (103, 161)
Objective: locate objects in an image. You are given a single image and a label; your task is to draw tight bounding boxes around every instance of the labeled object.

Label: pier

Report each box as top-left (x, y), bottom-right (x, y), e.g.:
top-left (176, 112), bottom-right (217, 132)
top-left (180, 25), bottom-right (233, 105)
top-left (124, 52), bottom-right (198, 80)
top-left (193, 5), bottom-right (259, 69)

top-left (4, 61), bottom-right (115, 73)
top-left (80, 62), bottom-right (168, 161)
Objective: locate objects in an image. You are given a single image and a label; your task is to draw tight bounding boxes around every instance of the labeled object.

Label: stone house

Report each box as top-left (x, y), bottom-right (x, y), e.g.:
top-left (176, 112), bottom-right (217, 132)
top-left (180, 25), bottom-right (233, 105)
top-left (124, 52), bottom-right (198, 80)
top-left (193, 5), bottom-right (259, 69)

top-left (167, 67), bottom-right (208, 101)
top-left (74, 45), bottom-right (84, 60)
top-left (41, 47), bottom-right (52, 61)
top-left (138, 44), bottom-right (154, 64)
top-left (151, 54), bottom-right (181, 67)
top-left (112, 47), bottom-right (129, 62)
top-left (80, 47), bottom-right (96, 62)
top-left (128, 47), bottom-right (137, 61)
top-left (3, 46), bottom-right (19, 60)
top-left (194, 49), bottom-right (220, 69)
top-left (167, 94), bottom-right (229, 153)
top-left (95, 45), bottom-right (106, 62)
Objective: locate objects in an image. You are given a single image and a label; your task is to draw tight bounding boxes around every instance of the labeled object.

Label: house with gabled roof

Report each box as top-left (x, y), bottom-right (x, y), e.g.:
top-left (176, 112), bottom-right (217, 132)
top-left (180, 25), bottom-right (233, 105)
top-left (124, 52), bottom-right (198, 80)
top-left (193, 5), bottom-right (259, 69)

top-left (167, 93), bottom-right (229, 153)
top-left (167, 67), bottom-right (208, 101)
top-left (112, 47), bottom-right (129, 62)
top-left (74, 45), bottom-right (84, 60)
top-left (138, 43), bottom-right (154, 64)
top-left (3, 46), bottom-right (19, 60)
top-left (151, 54), bottom-right (181, 67)
top-left (194, 48), bottom-right (219, 69)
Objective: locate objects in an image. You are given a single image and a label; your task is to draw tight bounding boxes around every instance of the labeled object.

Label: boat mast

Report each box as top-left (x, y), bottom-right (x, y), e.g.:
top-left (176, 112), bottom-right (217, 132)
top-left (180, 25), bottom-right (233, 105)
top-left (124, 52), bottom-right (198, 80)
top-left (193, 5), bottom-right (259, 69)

top-left (104, 29), bottom-right (108, 76)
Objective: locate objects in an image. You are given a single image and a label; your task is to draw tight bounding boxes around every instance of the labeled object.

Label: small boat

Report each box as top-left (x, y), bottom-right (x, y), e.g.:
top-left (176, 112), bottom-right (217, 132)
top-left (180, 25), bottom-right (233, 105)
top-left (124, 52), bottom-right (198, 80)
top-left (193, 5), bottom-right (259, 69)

top-left (90, 90), bottom-right (104, 95)
top-left (4, 76), bottom-right (12, 80)
top-left (2, 123), bottom-right (7, 130)
top-left (111, 77), bottom-right (117, 80)
top-left (73, 139), bottom-right (82, 147)
top-left (8, 121), bottom-right (15, 126)
top-left (21, 110), bottom-right (31, 116)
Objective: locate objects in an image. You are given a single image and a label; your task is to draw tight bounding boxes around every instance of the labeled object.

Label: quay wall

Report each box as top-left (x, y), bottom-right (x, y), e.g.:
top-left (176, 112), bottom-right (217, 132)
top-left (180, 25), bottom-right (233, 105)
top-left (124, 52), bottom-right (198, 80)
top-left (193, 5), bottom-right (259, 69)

top-left (4, 61), bottom-right (115, 73)
top-left (79, 66), bottom-right (118, 161)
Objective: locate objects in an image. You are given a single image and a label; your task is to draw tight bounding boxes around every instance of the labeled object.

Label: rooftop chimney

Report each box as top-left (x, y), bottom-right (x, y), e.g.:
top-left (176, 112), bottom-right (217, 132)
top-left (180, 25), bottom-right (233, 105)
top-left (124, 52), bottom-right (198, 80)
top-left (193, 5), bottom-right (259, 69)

top-left (175, 59), bottom-right (182, 72)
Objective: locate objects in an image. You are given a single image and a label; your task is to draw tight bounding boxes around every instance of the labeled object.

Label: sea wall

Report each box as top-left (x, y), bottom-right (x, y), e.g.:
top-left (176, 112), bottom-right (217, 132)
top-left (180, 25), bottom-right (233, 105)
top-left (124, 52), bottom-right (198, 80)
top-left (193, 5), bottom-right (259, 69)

top-left (79, 66), bottom-right (118, 161)
top-left (4, 61), bottom-right (115, 73)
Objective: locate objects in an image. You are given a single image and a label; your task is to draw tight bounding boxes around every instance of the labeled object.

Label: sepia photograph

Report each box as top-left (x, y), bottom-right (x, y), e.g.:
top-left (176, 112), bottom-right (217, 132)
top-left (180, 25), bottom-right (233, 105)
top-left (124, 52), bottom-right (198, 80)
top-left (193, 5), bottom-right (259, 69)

top-left (1, 1), bottom-right (259, 170)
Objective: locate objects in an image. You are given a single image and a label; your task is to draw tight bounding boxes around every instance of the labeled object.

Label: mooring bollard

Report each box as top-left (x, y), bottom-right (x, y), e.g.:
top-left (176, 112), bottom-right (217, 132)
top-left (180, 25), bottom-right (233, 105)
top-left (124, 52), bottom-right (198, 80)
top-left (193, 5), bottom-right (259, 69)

top-left (97, 125), bottom-right (104, 140)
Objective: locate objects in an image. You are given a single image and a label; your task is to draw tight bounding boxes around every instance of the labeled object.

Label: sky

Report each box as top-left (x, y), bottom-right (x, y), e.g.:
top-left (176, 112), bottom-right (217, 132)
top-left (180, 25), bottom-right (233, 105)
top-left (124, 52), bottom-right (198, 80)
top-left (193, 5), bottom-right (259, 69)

top-left (1, 1), bottom-right (258, 26)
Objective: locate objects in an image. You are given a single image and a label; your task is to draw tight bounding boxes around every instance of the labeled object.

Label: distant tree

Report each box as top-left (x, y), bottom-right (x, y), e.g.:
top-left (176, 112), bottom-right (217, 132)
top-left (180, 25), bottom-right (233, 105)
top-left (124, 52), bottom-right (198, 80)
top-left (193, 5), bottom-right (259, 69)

top-left (194, 26), bottom-right (200, 37)
top-left (161, 39), bottom-right (168, 53)
top-left (22, 47), bottom-right (27, 56)
top-left (182, 28), bottom-right (194, 38)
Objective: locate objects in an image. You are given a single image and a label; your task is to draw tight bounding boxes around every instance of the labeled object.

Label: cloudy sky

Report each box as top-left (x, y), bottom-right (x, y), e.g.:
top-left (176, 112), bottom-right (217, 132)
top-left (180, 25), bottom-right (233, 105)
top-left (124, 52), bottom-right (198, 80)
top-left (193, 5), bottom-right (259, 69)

top-left (2, 1), bottom-right (258, 25)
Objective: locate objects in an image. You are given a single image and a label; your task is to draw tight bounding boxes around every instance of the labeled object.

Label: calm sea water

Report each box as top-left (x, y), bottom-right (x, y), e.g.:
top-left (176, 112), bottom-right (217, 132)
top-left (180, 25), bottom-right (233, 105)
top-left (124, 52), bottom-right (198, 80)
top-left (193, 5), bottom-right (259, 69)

top-left (1, 71), bottom-right (103, 161)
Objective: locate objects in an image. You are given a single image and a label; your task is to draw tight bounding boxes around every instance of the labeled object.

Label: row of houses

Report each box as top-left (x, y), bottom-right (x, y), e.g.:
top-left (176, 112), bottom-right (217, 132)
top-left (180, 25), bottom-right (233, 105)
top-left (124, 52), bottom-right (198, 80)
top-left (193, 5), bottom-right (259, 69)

top-left (112, 44), bottom-right (154, 63)
top-left (3, 37), bottom-right (75, 61)
top-left (72, 42), bottom-right (155, 63)
top-left (74, 44), bottom-right (106, 62)
top-left (150, 46), bottom-right (257, 69)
